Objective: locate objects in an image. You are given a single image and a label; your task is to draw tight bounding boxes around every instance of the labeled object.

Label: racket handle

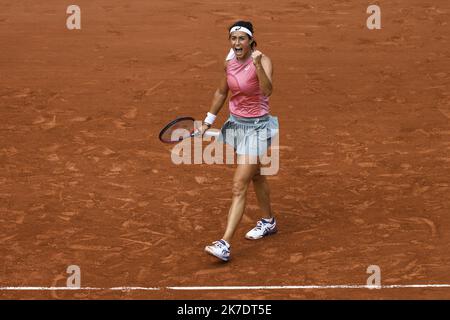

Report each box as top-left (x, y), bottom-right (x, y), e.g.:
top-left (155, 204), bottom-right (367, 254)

top-left (204, 129), bottom-right (220, 137)
top-left (191, 129), bottom-right (220, 138)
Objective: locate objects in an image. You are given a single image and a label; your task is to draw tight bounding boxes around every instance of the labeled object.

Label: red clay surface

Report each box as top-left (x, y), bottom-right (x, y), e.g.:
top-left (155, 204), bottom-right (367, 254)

top-left (1, 0), bottom-right (450, 299)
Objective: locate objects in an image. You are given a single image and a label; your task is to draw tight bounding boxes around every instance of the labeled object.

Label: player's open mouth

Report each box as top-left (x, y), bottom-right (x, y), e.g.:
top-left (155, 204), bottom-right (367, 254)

top-left (234, 48), bottom-right (243, 54)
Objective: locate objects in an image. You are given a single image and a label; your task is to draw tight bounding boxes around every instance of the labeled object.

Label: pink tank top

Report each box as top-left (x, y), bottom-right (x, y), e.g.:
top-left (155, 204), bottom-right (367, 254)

top-left (226, 56), bottom-right (270, 118)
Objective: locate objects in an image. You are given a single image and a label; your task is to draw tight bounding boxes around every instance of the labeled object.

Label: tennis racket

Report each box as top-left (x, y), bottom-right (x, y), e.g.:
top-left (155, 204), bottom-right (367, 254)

top-left (158, 117), bottom-right (220, 144)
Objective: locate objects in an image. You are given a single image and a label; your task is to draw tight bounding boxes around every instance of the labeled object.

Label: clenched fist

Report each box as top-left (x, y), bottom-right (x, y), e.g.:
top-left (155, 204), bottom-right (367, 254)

top-left (251, 50), bottom-right (263, 66)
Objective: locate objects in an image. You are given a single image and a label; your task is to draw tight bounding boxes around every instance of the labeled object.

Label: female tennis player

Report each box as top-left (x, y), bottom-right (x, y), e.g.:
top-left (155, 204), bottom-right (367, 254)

top-left (199, 21), bottom-right (279, 261)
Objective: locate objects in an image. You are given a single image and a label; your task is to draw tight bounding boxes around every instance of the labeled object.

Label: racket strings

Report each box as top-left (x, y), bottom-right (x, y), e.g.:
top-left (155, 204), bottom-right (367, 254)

top-left (159, 117), bottom-right (196, 143)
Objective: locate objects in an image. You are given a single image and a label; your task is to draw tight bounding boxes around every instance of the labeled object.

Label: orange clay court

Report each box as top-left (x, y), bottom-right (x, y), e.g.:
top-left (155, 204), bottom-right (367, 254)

top-left (1, 0), bottom-right (450, 299)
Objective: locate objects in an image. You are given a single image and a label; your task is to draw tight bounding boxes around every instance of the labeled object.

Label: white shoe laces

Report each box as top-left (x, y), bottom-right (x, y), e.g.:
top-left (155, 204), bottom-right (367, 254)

top-left (212, 241), bottom-right (228, 250)
top-left (255, 221), bottom-right (264, 230)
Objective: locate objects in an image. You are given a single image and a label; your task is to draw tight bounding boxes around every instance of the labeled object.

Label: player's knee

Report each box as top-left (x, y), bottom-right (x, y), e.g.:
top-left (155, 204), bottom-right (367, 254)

top-left (232, 180), bottom-right (248, 198)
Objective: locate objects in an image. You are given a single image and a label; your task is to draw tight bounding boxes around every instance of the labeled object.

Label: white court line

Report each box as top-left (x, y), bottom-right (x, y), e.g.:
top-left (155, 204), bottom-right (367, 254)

top-left (1, 284), bottom-right (450, 291)
top-left (167, 284), bottom-right (450, 290)
top-left (0, 287), bottom-right (159, 291)
top-left (0, 287), bottom-right (102, 291)
top-left (110, 287), bottom-right (160, 291)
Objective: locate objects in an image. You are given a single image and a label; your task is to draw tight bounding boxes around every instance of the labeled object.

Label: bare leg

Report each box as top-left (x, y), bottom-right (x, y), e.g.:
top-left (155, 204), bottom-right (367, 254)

top-left (252, 169), bottom-right (273, 219)
top-left (222, 156), bottom-right (259, 243)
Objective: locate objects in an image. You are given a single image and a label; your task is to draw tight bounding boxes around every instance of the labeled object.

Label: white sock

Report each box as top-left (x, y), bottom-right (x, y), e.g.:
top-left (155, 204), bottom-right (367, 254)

top-left (262, 217), bottom-right (274, 224)
top-left (220, 239), bottom-right (230, 247)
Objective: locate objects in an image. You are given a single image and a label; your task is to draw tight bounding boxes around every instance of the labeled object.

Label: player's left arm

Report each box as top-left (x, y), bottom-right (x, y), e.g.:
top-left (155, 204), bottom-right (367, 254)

top-left (252, 51), bottom-right (273, 97)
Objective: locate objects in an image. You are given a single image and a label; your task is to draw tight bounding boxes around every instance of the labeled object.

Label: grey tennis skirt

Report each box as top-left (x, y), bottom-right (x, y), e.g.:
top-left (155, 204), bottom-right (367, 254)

top-left (218, 113), bottom-right (279, 156)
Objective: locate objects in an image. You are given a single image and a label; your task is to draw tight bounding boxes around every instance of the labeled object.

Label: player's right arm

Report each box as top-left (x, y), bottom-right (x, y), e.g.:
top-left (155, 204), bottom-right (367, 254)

top-left (208, 61), bottom-right (229, 115)
top-left (200, 62), bottom-right (229, 134)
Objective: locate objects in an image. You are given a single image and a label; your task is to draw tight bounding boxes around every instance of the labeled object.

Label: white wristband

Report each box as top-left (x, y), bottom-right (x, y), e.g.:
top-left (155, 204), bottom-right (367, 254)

top-left (204, 112), bottom-right (216, 125)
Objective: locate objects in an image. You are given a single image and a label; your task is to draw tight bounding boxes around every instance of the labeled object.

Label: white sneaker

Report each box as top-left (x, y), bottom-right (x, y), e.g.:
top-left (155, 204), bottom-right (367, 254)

top-left (245, 217), bottom-right (277, 240)
top-left (205, 239), bottom-right (231, 262)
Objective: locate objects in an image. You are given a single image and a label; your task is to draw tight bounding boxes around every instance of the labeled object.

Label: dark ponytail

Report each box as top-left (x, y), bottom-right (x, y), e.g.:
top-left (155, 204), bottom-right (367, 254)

top-left (228, 20), bottom-right (257, 49)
